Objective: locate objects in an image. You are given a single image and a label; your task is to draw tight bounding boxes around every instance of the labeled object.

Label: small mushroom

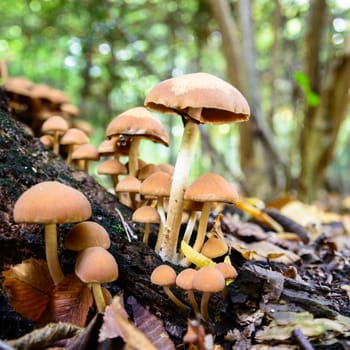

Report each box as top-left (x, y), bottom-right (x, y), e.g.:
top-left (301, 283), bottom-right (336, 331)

top-left (192, 266), bottom-right (225, 321)
top-left (64, 221), bottom-right (111, 251)
top-left (41, 115), bottom-right (69, 154)
top-left (132, 206), bottom-right (160, 244)
top-left (150, 264), bottom-right (186, 310)
top-left (60, 128), bottom-right (89, 165)
top-left (75, 246), bottom-right (118, 312)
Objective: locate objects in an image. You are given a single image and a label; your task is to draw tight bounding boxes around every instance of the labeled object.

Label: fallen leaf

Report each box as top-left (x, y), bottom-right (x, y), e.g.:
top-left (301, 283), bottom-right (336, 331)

top-left (128, 295), bottom-right (175, 350)
top-left (99, 295), bottom-right (157, 350)
top-left (2, 258), bottom-right (54, 321)
top-left (180, 240), bottom-right (216, 268)
top-left (52, 274), bottom-right (93, 327)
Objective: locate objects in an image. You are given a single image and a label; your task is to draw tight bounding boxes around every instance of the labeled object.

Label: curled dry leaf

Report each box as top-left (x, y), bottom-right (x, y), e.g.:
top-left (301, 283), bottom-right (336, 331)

top-left (99, 295), bottom-right (157, 350)
top-left (2, 258), bottom-right (54, 321)
top-left (52, 274), bottom-right (93, 327)
top-left (128, 296), bottom-right (175, 350)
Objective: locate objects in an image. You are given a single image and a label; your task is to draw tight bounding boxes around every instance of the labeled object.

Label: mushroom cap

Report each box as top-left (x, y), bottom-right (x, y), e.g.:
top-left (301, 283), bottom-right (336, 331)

top-left (132, 206), bottom-right (160, 224)
top-left (214, 262), bottom-right (238, 280)
top-left (97, 159), bottom-right (127, 175)
top-left (3, 76), bottom-right (34, 96)
top-left (106, 107), bottom-right (170, 146)
top-left (40, 134), bottom-right (54, 147)
top-left (41, 115), bottom-right (69, 134)
top-left (176, 268), bottom-right (196, 290)
top-left (140, 171), bottom-right (172, 198)
top-left (115, 175), bottom-right (141, 193)
top-left (192, 266), bottom-right (226, 293)
top-left (64, 221), bottom-right (111, 251)
top-left (201, 237), bottom-right (228, 258)
top-left (137, 163), bottom-right (160, 181)
top-left (13, 181), bottom-right (92, 224)
top-left (144, 72), bottom-right (250, 123)
top-left (184, 173), bottom-right (238, 203)
top-left (71, 143), bottom-right (100, 161)
top-left (60, 128), bottom-right (89, 146)
top-left (60, 103), bottom-right (80, 117)
top-left (98, 138), bottom-right (117, 156)
top-left (150, 264), bottom-right (177, 287)
top-left (75, 246), bottom-right (118, 283)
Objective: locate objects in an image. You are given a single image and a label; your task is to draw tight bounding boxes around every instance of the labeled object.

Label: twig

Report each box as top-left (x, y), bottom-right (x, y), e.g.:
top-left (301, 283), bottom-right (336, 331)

top-left (115, 207), bottom-right (137, 242)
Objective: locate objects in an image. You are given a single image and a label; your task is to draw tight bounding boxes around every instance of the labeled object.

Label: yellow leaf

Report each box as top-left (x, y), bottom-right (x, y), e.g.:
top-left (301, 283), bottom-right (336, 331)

top-left (180, 241), bottom-right (216, 268)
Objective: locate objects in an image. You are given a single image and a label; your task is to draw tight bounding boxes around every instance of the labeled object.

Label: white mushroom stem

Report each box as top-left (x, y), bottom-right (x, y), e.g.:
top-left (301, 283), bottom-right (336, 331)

top-left (154, 197), bottom-right (167, 252)
top-left (158, 120), bottom-right (199, 262)
top-left (192, 202), bottom-right (212, 253)
top-left (178, 211), bottom-right (198, 261)
top-left (128, 137), bottom-right (141, 177)
top-left (92, 283), bottom-right (106, 313)
top-left (45, 223), bottom-right (64, 286)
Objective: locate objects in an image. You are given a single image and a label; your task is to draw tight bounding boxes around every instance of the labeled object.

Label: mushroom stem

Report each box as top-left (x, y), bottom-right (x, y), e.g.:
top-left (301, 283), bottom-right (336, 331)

top-left (128, 137), bottom-right (141, 177)
top-left (53, 131), bottom-right (60, 155)
top-left (92, 282), bottom-right (106, 312)
top-left (192, 202), bottom-right (212, 253)
top-left (178, 211), bottom-right (197, 261)
top-left (163, 286), bottom-right (187, 310)
top-left (154, 197), bottom-right (167, 252)
top-left (143, 223), bottom-right (150, 244)
top-left (159, 120), bottom-right (199, 262)
top-left (187, 290), bottom-right (200, 316)
top-left (200, 291), bottom-right (211, 322)
top-left (45, 223), bottom-right (64, 285)
top-left (66, 144), bottom-right (74, 165)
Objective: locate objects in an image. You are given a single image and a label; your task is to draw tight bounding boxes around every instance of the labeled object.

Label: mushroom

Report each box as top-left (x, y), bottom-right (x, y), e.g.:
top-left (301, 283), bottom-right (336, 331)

top-left (75, 246), bottom-right (118, 312)
top-left (192, 266), bottom-right (226, 321)
top-left (200, 236), bottom-right (228, 259)
top-left (106, 107), bottom-right (169, 177)
top-left (214, 262), bottom-right (238, 299)
top-left (115, 175), bottom-right (141, 209)
top-left (60, 128), bottom-right (89, 165)
top-left (13, 181), bottom-right (92, 285)
top-left (150, 264), bottom-right (187, 310)
top-left (144, 72), bottom-right (250, 262)
top-left (64, 221), bottom-right (110, 251)
top-left (71, 143), bottom-right (99, 172)
top-left (184, 173), bottom-right (238, 253)
top-left (132, 205), bottom-right (160, 244)
top-left (97, 159), bottom-right (127, 187)
top-left (175, 268), bottom-right (200, 315)
top-left (41, 115), bottom-right (69, 154)
top-left (140, 171), bottom-right (172, 251)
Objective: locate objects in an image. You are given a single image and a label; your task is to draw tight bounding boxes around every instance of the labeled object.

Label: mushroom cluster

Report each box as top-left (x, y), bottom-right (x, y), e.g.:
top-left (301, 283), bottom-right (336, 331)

top-left (13, 181), bottom-right (118, 313)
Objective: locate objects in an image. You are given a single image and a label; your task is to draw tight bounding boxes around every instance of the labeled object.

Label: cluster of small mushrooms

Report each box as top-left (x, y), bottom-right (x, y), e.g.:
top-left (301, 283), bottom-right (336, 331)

top-left (9, 71), bottom-right (257, 324)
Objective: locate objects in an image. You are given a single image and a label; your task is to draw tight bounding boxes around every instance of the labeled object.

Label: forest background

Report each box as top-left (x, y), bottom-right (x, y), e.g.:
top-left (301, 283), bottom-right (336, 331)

top-left (0, 0), bottom-right (349, 205)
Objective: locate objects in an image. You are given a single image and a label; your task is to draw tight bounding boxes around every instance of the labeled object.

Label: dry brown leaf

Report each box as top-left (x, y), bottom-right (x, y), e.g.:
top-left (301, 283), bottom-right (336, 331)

top-left (128, 296), bottom-right (175, 350)
top-left (2, 258), bottom-right (54, 321)
top-left (99, 296), bottom-right (157, 350)
top-left (52, 274), bottom-right (93, 327)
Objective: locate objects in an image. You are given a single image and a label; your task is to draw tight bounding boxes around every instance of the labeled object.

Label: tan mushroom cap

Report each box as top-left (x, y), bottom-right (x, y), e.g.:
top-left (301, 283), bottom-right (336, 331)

top-left (3, 76), bottom-right (34, 96)
top-left (97, 159), bottom-right (127, 175)
top-left (132, 206), bottom-right (160, 224)
top-left (106, 106), bottom-right (170, 146)
top-left (144, 72), bottom-right (250, 123)
top-left (176, 268), bottom-right (196, 290)
top-left (64, 221), bottom-right (111, 251)
top-left (41, 115), bottom-right (69, 134)
top-left (137, 163), bottom-right (160, 181)
top-left (71, 143), bottom-right (100, 161)
top-left (40, 134), bottom-right (54, 147)
top-left (150, 264), bottom-right (177, 286)
top-left (60, 128), bottom-right (89, 146)
top-left (215, 262), bottom-right (238, 280)
top-left (201, 237), bottom-right (228, 259)
top-left (98, 139), bottom-right (117, 156)
top-left (192, 266), bottom-right (226, 293)
top-left (115, 175), bottom-right (141, 193)
top-left (184, 173), bottom-right (238, 203)
top-left (75, 246), bottom-right (118, 283)
top-left (61, 103), bottom-right (80, 117)
top-left (13, 181), bottom-right (92, 224)
top-left (140, 171), bottom-right (172, 198)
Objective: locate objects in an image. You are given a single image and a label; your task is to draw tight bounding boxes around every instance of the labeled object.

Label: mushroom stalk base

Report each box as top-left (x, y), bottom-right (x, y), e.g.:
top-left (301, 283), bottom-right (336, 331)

top-left (158, 120), bottom-right (199, 262)
top-left (45, 223), bottom-right (64, 286)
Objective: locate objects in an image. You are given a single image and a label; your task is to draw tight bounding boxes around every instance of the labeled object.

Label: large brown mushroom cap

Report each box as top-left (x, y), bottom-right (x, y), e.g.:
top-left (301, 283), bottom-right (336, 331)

top-left (13, 181), bottom-right (92, 224)
top-left (192, 266), bottom-right (226, 293)
top-left (106, 106), bottom-right (170, 146)
top-left (140, 171), bottom-right (172, 198)
top-left (75, 246), bottom-right (118, 283)
top-left (184, 173), bottom-right (238, 204)
top-left (144, 72), bottom-right (250, 123)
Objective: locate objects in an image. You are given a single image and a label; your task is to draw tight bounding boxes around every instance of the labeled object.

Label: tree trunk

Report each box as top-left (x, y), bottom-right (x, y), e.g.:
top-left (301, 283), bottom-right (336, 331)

top-left (207, 0), bottom-right (285, 200)
top-left (298, 0), bottom-right (350, 202)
